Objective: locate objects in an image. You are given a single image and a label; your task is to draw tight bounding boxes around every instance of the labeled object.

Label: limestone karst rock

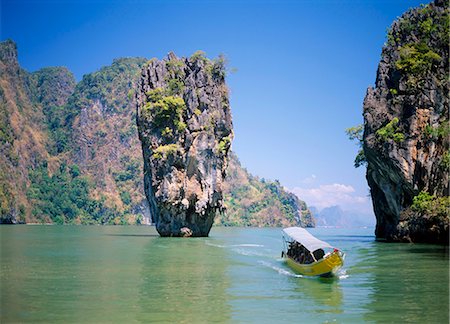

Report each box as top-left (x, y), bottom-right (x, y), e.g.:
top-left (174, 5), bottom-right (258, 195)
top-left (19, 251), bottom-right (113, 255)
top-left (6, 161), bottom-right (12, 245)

top-left (1, 41), bottom-right (313, 226)
top-left (137, 52), bottom-right (233, 237)
top-left (363, 0), bottom-right (449, 243)
top-left (0, 40), bottom-right (76, 223)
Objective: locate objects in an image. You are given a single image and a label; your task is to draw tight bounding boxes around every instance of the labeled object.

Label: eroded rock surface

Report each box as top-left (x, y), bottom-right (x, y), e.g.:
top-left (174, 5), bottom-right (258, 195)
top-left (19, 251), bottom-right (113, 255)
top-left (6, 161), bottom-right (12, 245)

top-left (363, 0), bottom-right (449, 243)
top-left (137, 52), bottom-right (233, 236)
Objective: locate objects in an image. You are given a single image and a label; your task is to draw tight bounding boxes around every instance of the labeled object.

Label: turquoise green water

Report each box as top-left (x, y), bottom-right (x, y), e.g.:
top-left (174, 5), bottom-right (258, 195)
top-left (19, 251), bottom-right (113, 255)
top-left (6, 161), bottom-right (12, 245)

top-left (1, 226), bottom-right (448, 323)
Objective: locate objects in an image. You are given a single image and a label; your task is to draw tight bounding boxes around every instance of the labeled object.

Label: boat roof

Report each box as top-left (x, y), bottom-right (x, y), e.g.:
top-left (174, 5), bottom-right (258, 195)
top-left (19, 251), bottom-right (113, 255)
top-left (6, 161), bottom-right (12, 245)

top-left (282, 227), bottom-right (334, 252)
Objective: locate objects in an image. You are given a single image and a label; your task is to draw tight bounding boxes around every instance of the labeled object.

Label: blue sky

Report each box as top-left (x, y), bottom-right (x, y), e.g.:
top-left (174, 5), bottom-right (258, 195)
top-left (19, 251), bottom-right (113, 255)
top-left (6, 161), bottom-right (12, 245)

top-left (2, 0), bottom-right (424, 213)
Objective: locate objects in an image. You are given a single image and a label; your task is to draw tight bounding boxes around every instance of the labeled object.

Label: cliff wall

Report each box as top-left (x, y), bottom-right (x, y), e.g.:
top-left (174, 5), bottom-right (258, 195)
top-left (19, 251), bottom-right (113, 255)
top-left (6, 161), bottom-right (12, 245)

top-left (1, 41), bottom-right (315, 228)
top-left (363, 0), bottom-right (449, 243)
top-left (68, 57), bottom-right (149, 224)
top-left (0, 40), bottom-right (76, 223)
top-left (137, 52), bottom-right (233, 236)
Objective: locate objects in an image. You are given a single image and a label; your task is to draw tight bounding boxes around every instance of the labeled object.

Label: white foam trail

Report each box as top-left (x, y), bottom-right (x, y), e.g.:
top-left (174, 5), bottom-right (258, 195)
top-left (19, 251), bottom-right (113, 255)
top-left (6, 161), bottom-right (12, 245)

top-left (230, 244), bottom-right (264, 247)
top-left (233, 248), bottom-right (265, 256)
top-left (205, 242), bottom-right (264, 248)
top-left (258, 260), bottom-right (303, 278)
top-left (205, 242), bottom-right (226, 248)
top-left (337, 269), bottom-right (349, 279)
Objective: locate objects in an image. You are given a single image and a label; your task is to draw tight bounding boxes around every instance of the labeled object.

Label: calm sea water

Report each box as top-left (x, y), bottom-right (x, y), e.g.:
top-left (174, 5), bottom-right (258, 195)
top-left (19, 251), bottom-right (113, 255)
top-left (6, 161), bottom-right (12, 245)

top-left (1, 226), bottom-right (448, 323)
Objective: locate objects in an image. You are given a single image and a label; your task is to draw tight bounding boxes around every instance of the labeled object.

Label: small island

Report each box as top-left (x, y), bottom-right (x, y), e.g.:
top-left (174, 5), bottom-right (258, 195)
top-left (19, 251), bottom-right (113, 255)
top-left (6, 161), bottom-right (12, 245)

top-left (363, 0), bottom-right (449, 244)
top-left (136, 52), bottom-right (233, 237)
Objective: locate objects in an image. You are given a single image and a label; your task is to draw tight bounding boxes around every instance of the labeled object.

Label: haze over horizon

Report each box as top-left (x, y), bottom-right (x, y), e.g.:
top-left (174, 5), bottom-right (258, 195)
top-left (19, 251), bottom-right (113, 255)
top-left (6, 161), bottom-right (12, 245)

top-left (1, 0), bottom-right (424, 215)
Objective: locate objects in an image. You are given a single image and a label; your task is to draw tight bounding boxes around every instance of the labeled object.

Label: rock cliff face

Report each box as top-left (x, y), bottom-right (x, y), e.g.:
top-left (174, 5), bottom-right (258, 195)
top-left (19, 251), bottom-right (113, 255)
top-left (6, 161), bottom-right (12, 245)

top-left (68, 57), bottom-right (150, 224)
top-left (0, 40), bottom-right (75, 223)
top-left (0, 39), bottom-right (148, 224)
top-left (137, 52), bottom-right (233, 236)
top-left (1, 41), bottom-right (313, 227)
top-left (363, 1), bottom-right (449, 243)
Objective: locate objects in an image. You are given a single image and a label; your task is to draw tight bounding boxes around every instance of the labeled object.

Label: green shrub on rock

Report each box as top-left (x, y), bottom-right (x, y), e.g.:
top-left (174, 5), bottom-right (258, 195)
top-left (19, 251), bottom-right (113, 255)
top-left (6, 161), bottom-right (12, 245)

top-left (217, 136), bottom-right (231, 155)
top-left (142, 95), bottom-right (186, 132)
top-left (395, 42), bottom-right (441, 76)
top-left (440, 151), bottom-right (450, 170)
top-left (152, 144), bottom-right (179, 159)
top-left (411, 190), bottom-right (450, 217)
top-left (190, 50), bottom-right (208, 64)
top-left (345, 124), bottom-right (367, 168)
top-left (376, 118), bottom-right (405, 143)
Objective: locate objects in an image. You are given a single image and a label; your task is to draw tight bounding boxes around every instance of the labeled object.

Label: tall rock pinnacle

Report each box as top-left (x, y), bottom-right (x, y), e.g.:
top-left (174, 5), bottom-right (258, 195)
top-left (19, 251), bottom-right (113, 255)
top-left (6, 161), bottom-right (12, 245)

top-left (363, 0), bottom-right (449, 243)
top-left (137, 52), bottom-right (233, 237)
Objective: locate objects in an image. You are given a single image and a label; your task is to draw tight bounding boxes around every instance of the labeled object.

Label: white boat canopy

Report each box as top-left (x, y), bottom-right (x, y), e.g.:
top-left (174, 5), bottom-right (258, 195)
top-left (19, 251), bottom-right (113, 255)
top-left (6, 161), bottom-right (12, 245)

top-left (283, 227), bottom-right (334, 252)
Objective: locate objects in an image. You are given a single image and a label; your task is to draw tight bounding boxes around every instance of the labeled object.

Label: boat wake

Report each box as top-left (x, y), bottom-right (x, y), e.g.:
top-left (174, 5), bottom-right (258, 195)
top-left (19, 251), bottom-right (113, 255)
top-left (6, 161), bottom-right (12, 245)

top-left (233, 248), bottom-right (266, 257)
top-left (230, 244), bottom-right (264, 247)
top-left (257, 260), bottom-right (303, 278)
top-left (336, 269), bottom-right (349, 280)
top-left (205, 242), bottom-right (226, 248)
top-left (206, 242), bottom-right (267, 256)
top-left (205, 242), bottom-right (264, 248)
top-left (258, 260), bottom-right (349, 280)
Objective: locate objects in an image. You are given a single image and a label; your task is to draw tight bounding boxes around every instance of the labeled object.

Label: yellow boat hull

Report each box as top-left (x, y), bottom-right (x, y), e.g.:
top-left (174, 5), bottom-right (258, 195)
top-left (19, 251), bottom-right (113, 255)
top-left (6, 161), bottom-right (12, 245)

top-left (285, 251), bottom-right (344, 277)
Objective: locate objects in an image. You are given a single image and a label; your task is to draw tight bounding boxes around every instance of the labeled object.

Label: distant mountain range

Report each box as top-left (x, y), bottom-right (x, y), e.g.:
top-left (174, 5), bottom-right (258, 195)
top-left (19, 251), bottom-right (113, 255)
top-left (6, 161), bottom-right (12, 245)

top-left (310, 205), bottom-right (375, 228)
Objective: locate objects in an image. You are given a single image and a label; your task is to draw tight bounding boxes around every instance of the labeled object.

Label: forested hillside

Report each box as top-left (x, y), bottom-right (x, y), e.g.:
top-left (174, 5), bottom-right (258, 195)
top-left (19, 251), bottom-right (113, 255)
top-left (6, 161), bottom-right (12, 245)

top-left (0, 40), bottom-right (314, 227)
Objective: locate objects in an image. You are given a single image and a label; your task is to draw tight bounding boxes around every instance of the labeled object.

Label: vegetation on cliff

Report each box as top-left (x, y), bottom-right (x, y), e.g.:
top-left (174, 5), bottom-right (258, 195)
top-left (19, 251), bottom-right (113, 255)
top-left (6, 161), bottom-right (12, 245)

top-left (361, 0), bottom-right (449, 243)
top-left (137, 52), bottom-right (233, 236)
top-left (0, 40), bottom-right (76, 223)
top-left (68, 57), bottom-right (148, 223)
top-left (219, 152), bottom-right (315, 227)
top-left (0, 39), bottom-right (148, 224)
top-left (345, 124), bottom-right (366, 168)
top-left (1, 41), bottom-right (314, 227)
